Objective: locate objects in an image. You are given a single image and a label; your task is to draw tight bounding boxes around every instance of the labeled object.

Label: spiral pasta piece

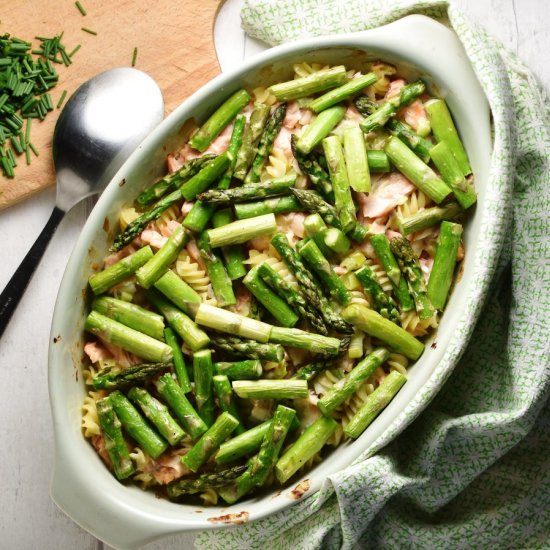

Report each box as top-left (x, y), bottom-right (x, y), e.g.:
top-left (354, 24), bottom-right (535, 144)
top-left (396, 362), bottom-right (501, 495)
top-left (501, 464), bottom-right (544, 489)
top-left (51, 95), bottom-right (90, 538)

top-left (119, 204), bottom-right (140, 231)
top-left (401, 310), bottom-right (439, 337)
top-left (368, 61), bottom-right (397, 98)
top-left (397, 189), bottom-right (430, 219)
top-left (264, 147), bottom-right (292, 180)
top-left (387, 353), bottom-right (409, 376)
top-left (253, 86), bottom-right (276, 106)
top-left (176, 251), bottom-right (217, 304)
top-left (293, 62), bottom-right (331, 78)
top-left (200, 488), bottom-right (219, 506)
top-left (82, 391), bottom-right (101, 438)
top-left (149, 204), bottom-right (181, 234)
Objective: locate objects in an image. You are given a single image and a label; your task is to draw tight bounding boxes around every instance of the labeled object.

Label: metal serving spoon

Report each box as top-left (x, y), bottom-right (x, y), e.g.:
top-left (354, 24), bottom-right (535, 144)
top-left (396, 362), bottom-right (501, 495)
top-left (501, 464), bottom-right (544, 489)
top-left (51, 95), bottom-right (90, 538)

top-left (0, 67), bottom-right (164, 338)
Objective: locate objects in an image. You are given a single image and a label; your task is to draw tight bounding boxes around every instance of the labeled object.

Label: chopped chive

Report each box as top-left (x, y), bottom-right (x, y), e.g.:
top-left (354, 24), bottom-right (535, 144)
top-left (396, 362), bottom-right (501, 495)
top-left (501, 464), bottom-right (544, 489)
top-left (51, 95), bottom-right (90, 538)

top-left (25, 146), bottom-right (31, 165)
top-left (81, 27), bottom-right (97, 36)
top-left (28, 142), bottom-right (39, 156)
top-left (75, 1), bottom-right (87, 15)
top-left (69, 44), bottom-right (81, 58)
top-left (10, 136), bottom-right (23, 155)
top-left (131, 47), bottom-right (138, 67)
top-left (2, 156), bottom-right (14, 177)
top-left (57, 90), bottom-right (67, 109)
top-left (7, 147), bottom-right (17, 166)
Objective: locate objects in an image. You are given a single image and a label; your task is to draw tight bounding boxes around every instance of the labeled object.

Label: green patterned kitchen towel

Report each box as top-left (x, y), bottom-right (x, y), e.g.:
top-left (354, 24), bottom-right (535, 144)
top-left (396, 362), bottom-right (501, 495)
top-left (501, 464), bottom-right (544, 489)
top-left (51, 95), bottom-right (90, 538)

top-left (196, 1), bottom-right (550, 548)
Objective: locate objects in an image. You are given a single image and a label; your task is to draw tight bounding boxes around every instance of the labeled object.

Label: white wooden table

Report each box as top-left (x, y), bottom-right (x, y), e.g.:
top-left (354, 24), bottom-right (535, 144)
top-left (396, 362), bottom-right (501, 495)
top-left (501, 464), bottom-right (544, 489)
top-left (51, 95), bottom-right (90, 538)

top-left (0, 0), bottom-right (547, 548)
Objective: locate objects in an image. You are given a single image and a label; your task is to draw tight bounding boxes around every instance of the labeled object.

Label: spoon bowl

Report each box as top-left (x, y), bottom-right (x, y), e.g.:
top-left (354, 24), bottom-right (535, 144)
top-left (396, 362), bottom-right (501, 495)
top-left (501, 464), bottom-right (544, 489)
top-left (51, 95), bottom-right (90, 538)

top-left (53, 67), bottom-right (164, 212)
top-left (0, 67), bottom-right (164, 338)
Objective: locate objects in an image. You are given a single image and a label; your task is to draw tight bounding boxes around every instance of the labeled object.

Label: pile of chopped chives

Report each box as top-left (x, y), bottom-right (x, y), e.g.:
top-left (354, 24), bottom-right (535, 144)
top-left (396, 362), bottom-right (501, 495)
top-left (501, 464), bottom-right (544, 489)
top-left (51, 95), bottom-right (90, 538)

top-left (0, 33), bottom-right (78, 178)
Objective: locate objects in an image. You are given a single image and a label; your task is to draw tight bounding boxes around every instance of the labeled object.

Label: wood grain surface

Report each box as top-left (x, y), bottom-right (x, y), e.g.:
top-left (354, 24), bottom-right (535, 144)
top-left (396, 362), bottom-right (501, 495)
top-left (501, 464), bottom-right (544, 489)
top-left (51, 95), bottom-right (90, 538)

top-left (0, 0), bottom-right (222, 209)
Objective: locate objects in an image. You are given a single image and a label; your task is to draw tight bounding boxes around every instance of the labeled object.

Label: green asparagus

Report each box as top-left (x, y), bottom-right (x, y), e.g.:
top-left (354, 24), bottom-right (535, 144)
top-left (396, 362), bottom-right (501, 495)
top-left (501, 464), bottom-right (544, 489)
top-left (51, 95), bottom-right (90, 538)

top-left (296, 105), bottom-right (346, 155)
top-left (92, 362), bottom-right (172, 391)
top-left (209, 335), bottom-right (285, 362)
top-left (193, 349), bottom-right (216, 427)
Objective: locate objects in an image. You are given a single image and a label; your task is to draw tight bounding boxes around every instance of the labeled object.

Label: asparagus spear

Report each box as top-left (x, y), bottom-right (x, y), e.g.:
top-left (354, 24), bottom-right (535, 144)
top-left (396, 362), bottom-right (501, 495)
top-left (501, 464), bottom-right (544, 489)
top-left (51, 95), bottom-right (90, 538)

top-left (303, 213), bottom-right (334, 257)
top-left (85, 311), bottom-right (173, 363)
top-left (193, 349), bottom-right (216, 427)
top-left (355, 265), bottom-right (401, 324)
top-left (290, 134), bottom-right (333, 200)
top-left (370, 233), bottom-right (415, 311)
top-left (429, 141), bottom-right (476, 209)
top-left (257, 261), bottom-right (328, 335)
top-left (112, 188), bottom-right (184, 252)
top-left (209, 335), bottom-right (285, 362)
top-left (197, 231), bottom-right (236, 307)
top-left (128, 386), bottom-right (185, 446)
top-left (390, 236), bottom-right (434, 320)
top-left (146, 289), bottom-right (210, 352)
top-left (89, 246), bottom-right (153, 294)
top-left (211, 209), bottom-right (247, 280)
top-left (163, 328), bottom-right (192, 392)
top-left (225, 405), bottom-right (296, 503)
top-left (360, 79), bottom-right (426, 133)
top-left (232, 379), bottom-right (308, 399)
top-left (243, 265), bottom-right (299, 328)
top-left (206, 213), bottom-right (277, 247)
top-left (181, 412), bottom-right (239, 472)
top-left (292, 359), bottom-right (336, 381)
top-left (218, 114), bottom-right (247, 189)
top-left (384, 136), bottom-right (450, 204)
top-left (189, 89), bottom-right (251, 152)
top-left (317, 348), bottom-right (390, 415)
top-left (183, 116), bottom-right (246, 232)
top-left (91, 296), bottom-right (165, 340)
top-left (343, 126), bottom-right (371, 192)
top-left (427, 221), bottom-right (463, 309)
top-left (234, 102), bottom-right (271, 180)
top-left (153, 269), bottom-right (201, 316)
top-left (245, 103), bottom-right (286, 184)
top-left (198, 173), bottom-right (296, 204)
top-left (155, 374), bottom-right (208, 440)
top-left (213, 374), bottom-right (246, 435)
top-left (180, 152), bottom-right (232, 201)
top-left (214, 360), bottom-right (263, 380)
top-left (136, 155), bottom-right (216, 207)
top-left (342, 303), bottom-right (424, 360)
top-left (109, 390), bottom-right (168, 459)
top-left (268, 66), bottom-right (348, 101)
top-left (367, 149), bottom-right (391, 173)
top-left (96, 397), bottom-right (135, 480)
top-left (425, 98), bottom-right (471, 175)
top-left (215, 421), bottom-right (271, 464)
top-left (323, 135), bottom-right (356, 232)
top-left (354, 96), bottom-right (432, 162)
top-left (269, 326), bottom-right (343, 355)
top-left (308, 72), bottom-right (377, 113)
top-left (234, 196), bottom-right (303, 219)
top-left (344, 370), bottom-right (407, 438)
top-left (275, 416), bottom-right (337, 483)
top-left (194, 303), bottom-right (273, 343)
top-left (166, 464), bottom-right (247, 498)
top-left (296, 105), bottom-right (346, 155)
top-left (271, 232), bottom-right (352, 334)
top-left (323, 226), bottom-right (351, 254)
top-left (92, 362), bottom-right (172, 391)
top-left (298, 239), bottom-right (351, 304)
top-left (397, 202), bottom-right (462, 236)
top-left (136, 225), bottom-right (190, 289)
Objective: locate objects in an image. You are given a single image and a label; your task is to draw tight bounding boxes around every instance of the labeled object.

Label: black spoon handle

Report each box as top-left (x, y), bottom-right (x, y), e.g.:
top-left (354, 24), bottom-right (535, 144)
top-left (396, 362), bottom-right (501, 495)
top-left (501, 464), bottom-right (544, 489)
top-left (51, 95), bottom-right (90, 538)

top-left (0, 206), bottom-right (65, 339)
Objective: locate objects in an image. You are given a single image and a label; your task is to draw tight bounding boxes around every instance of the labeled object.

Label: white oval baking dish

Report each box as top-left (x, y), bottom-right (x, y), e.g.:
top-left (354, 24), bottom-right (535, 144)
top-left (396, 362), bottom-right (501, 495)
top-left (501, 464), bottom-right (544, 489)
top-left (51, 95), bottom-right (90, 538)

top-left (48, 14), bottom-right (492, 549)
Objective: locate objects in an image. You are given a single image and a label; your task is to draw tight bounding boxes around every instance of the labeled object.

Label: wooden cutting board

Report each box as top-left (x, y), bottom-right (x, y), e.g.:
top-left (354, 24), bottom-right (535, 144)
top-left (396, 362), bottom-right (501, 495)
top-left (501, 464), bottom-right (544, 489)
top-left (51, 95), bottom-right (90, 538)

top-left (0, 0), bottom-right (223, 209)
